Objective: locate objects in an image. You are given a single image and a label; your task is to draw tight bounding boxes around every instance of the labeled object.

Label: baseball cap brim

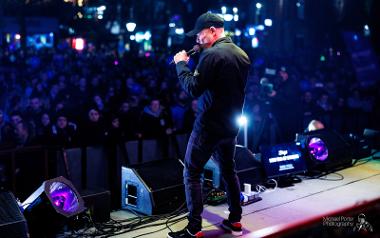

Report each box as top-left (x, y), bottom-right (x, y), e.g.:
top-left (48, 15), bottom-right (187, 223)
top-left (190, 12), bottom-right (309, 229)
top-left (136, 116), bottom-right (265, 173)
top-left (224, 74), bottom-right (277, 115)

top-left (186, 28), bottom-right (202, 37)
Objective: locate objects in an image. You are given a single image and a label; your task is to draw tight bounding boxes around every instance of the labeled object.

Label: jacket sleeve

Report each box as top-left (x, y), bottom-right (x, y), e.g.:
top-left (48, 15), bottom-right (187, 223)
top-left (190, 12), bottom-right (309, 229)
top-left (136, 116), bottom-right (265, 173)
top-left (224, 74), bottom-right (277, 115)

top-left (175, 52), bottom-right (217, 97)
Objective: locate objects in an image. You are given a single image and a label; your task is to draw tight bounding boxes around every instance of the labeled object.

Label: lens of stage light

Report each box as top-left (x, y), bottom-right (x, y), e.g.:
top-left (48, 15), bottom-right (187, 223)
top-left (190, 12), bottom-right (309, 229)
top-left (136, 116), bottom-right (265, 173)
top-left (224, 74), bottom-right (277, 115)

top-left (308, 137), bottom-right (328, 161)
top-left (49, 181), bottom-right (81, 214)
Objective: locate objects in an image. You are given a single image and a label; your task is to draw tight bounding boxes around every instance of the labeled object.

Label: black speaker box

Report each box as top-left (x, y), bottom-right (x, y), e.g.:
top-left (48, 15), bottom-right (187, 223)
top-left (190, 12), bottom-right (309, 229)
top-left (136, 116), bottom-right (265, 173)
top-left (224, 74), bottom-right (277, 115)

top-left (0, 191), bottom-right (29, 238)
top-left (81, 189), bottom-right (110, 223)
top-left (121, 159), bottom-right (185, 215)
top-left (204, 145), bottom-right (264, 189)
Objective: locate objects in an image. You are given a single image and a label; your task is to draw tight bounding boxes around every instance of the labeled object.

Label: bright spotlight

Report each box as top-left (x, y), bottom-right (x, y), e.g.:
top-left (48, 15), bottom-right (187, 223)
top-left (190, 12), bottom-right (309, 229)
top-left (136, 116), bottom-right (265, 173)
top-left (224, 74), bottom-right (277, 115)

top-left (72, 38), bottom-right (84, 51)
top-left (251, 37), bottom-right (259, 48)
top-left (256, 3), bottom-right (262, 9)
top-left (233, 7), bottom-right (238, 13)
top-left (221, 6), bottom-right (227, 14)
top-left (126, 22), bottom-right (137, 32)
top-left (248, 27), bottom-right (256, 36)
top-left (264, 19), bottom-right (272, 27)
top-left (97, 5), bottom-right (106, 11)
top-left (223, 14), bottom-right (234, 22)
top-left (237, 115), bottom-right (248, 127)
top-left (235, 29), bottom-right (241, 36)
top-left (175, 28), bottom-right (184, 35)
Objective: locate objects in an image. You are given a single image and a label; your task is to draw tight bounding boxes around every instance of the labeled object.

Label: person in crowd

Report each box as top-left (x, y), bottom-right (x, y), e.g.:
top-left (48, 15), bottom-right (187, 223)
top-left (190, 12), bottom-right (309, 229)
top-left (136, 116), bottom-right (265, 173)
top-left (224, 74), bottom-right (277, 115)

top-left (139, 98), bottom-right (173, 139)
top-left (300, 91), bottom-right (319, 130)
top-left (170, 12), bottom-right (251, 238)
top-left (171, 90), bottom-right (189, 133)
top-left (316, 93), bottom-right (333, 128)
top-left (51, 112), bottom-right (78, 147)
top-left (80, 108), bottom-right (106, 146)
top-left (35, 112), bottom-right (53, 144)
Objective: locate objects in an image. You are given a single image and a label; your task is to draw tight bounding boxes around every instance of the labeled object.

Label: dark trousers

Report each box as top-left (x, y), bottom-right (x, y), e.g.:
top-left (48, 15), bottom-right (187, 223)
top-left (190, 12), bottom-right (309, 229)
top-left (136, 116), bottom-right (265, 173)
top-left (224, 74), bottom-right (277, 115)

top-left (184, 131), bottom-right (242, 232)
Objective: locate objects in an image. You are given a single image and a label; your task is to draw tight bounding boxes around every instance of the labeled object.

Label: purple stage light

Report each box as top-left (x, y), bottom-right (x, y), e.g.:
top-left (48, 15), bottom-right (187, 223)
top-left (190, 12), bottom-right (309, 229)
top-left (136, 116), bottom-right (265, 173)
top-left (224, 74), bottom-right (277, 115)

top-left (20, 176), bottom-right (85, 217)
top-left (49, 182), bottom-right (81, 214)
top-left (308, 137), bottom-right (328, 161)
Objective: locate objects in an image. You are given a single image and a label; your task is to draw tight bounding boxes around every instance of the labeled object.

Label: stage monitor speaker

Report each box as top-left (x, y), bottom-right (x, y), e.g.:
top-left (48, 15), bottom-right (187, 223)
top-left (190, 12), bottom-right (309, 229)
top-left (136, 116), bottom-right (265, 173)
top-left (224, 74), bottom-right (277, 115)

top-left (204, 145), bottom-right (263, 189)
top-left (296, 129), bottom-right (353, 173)
top-left (81, 189), bottom-right (110, 223)
top-left (0, 191), bottom-right (29, 238)
top-left (121, 159), bottom-right (185, 215)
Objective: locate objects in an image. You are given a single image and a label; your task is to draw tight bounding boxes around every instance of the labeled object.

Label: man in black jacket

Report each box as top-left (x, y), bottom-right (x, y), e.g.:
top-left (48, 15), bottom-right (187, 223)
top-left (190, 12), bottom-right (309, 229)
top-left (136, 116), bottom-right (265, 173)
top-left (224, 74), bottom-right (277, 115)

top-left (169, 12), bottom-right (251, 238)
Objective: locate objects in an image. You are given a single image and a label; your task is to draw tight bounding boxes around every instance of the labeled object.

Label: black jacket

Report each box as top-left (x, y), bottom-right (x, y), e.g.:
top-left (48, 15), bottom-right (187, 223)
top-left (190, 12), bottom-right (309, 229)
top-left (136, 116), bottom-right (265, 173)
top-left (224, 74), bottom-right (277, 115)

top-left (176, 37), bottom-right (251, 137)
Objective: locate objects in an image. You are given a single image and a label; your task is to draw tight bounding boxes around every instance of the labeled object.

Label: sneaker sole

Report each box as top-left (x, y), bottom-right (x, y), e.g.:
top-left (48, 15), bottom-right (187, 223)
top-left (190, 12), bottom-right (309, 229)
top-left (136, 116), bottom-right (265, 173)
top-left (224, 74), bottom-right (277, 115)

top-left (221, 223), bottom-right (243, 236)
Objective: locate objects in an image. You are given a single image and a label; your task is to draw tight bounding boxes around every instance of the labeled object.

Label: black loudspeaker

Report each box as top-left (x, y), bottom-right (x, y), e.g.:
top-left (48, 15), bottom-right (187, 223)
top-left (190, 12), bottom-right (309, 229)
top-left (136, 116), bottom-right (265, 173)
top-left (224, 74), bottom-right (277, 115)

top-left (296, 129), bottom-right (353, 173)
top-left (121, 159), bottom-right (185, 215)
top-left (0, 191), bottom-right (29, 238)
top-left (81, 189), bottom-right (110, 223)
top-left (204, 145), bottom-right (263, 189)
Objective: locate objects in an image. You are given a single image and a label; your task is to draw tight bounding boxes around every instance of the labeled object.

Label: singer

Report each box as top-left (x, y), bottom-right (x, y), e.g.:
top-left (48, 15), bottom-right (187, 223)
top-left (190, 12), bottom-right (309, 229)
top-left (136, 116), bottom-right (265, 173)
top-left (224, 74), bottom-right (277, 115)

top-left (169, 12), bottom-right (251, 238)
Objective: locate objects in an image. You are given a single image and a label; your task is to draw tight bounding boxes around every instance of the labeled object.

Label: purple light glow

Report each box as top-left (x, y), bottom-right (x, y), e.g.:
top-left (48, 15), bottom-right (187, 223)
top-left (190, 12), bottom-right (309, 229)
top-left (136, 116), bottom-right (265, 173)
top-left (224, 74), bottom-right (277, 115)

top-left (308, 137), bottom-right (328, 161)
top-left (49, 182), bottom-right (80, 214)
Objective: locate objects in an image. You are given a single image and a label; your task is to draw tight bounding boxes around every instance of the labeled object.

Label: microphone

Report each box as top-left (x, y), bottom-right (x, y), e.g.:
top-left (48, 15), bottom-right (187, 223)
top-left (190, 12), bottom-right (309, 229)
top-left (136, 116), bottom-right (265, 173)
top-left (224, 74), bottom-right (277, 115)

top-left (170, 45), bottom-right (200, 64)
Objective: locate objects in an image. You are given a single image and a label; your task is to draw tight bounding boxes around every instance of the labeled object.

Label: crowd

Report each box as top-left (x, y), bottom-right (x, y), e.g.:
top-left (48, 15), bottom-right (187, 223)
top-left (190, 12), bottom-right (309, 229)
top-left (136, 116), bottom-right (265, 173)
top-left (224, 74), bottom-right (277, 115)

top-left (0, 41), bottom-right (379, 153)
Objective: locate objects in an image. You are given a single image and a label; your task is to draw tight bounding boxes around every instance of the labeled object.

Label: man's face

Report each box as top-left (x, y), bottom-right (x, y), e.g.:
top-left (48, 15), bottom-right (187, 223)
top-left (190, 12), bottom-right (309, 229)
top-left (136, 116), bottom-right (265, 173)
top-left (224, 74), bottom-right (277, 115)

top-left (88, 109), bottom-right (100, 122)
top-left (150, 100), bottom-right (160, 113)
top-left (30, 98), bottom-right (41, 110)
top-left (57, 116), bottom-right (68, 129)
top-left (11, 115), bottom-right (22, 126)
top-left (196, 28), bottom-right (214, 48)
top-left (41, 113), bottom-right (50, 126)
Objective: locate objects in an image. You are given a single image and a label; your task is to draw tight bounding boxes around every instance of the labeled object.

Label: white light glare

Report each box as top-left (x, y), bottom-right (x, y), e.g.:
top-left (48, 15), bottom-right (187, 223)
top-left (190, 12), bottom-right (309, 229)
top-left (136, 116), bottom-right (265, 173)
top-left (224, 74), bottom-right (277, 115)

top-left (256, 3), bottom-right (262, 9)
top-left (175, 28), bottom-right (184, 35)
top-left (234, 15), bottom-right (239, 21)
top-left (97, 5), bottom-right (106, 11)
top-left (223, 14), bottom-right (234, 22)
top-left (74, 38), bottom-right (84, 51)
top-left (235, 29), bottom-right (241, 36)
top-left (264, 19), bottom-right (272, 27)
top-left (221, 6), bottom-right (227, 14)
top-left (256, 25), bottom-right (265, 31)
top-left (233, 7), bottom-right (238, 13)
top-left (248, 27), bottom-right (256, 36)
top-left (237, 115), bottom-right (248, 127)
top-left (251, 37), bottom-right (259, 48)
top-left (169, 23), bottom-right (176, 28)
top-left (144, 31), bottom-right (152, 40)
top-left (126, 22), bottom-right (137, 32)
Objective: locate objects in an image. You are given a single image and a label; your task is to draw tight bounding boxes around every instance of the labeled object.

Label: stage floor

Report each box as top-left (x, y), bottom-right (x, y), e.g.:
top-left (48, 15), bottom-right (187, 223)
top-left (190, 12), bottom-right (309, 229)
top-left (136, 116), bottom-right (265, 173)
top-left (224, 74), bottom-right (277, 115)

top-left (110, 158), bottom-right (380, 237)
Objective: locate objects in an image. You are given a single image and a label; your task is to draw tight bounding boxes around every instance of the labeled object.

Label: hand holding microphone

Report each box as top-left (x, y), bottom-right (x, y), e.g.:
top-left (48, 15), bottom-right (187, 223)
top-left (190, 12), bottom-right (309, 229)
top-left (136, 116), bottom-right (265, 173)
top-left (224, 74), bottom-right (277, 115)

top-left (171, 45), bottom-right (200, 64)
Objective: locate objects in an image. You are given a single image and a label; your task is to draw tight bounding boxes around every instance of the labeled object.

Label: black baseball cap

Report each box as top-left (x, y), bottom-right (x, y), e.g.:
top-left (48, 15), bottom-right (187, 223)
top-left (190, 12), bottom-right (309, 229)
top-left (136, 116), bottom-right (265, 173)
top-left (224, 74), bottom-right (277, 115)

top-left (186, 12), bottom-right (224, 37)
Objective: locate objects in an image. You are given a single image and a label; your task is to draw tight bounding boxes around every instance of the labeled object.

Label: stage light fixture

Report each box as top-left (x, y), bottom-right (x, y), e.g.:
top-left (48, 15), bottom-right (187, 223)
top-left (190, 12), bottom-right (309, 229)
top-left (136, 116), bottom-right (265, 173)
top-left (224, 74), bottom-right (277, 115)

top-left (308, 137), bottom-right (328, 161)
top-left (22, 176), bottom-right (85, 237)
top-left (296, 129), bottom-right (352, 174)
